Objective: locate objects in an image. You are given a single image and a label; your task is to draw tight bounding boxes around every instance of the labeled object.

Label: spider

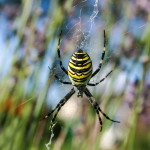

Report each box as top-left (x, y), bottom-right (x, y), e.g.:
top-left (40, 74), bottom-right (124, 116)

top-left (43, 30), bottom-right (120, 131)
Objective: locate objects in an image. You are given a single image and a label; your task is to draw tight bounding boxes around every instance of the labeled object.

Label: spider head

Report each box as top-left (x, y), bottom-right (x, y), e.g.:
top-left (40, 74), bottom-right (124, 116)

top-left (76, 85), bottom-right (86, 97)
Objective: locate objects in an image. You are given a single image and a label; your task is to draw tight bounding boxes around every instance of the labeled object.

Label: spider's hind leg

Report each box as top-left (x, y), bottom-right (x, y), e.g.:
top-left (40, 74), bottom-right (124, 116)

top-left (42, 88), bottom-right (75, 124)
top-left (84, 88), bottom-right (103, 131)
top-left (84, 88), bottom-right (120, 131)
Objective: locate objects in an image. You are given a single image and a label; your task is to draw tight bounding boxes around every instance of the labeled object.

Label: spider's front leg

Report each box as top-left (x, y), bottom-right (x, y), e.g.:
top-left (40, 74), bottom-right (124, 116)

top-left (91, 30), bottom-right (106, 78)
top-left (42, 88), bottom-right (75, 125)
top-left (57, 30), bottom-right (68, 75)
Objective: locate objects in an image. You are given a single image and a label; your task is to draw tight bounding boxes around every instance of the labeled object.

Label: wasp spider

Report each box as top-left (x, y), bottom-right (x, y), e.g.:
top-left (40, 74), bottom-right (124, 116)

top-left (43, 30), bottom-right (120, 131)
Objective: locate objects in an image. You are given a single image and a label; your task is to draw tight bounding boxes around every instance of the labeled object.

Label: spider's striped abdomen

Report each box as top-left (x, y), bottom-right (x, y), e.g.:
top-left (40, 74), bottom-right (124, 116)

top-left (68, 49), bottom-right (92, 86)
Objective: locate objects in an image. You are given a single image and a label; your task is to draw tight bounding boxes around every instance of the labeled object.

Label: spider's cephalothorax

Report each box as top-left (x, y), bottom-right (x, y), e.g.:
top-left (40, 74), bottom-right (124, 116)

top-left (68, 49), bottom-right (92, 97)
top-left (43, 30), bottom-right (120, 132)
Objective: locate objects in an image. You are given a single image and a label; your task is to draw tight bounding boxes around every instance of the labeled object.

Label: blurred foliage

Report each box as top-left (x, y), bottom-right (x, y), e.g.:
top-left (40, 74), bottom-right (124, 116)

top-left (0, 0), bottom-right (150, 150)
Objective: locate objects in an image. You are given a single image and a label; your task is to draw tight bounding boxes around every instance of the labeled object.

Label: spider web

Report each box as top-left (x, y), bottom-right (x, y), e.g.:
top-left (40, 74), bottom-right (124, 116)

top-left (62, 0), bottom-right (100, 53)
top-left (45, 123), bottom-right (55, 150)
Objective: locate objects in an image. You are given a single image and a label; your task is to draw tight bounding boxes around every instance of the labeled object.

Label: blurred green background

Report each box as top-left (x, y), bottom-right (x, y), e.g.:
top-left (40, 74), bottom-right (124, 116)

top-left (0, 0), bottom-right (150, 150)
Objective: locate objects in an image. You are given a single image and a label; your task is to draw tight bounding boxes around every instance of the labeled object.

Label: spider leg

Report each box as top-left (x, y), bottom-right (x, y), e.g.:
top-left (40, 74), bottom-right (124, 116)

top-left (96, 110), bottom-right (103, 131)
top-left (48, 66), bottom-right (71, 85)
top-left (88, 70), bottom-right (112, 86)
top-left (91, 30), bottom-right (106, 78)
top-left (84, 88), bottom-right (120, 130)
top-left (42, 88), bottom-right (75, 121)
top-left (57, 30), bottom-right (68, 75)
top-left (54, 75), bottom-right (72, 84)
top-left (84, 88), bottom-right (103, 131)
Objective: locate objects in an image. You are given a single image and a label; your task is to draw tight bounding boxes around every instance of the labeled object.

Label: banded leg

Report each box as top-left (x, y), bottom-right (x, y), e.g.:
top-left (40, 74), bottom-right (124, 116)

top-left (54, 75), bottom-right (72, 84)
top-left (57, 30), bottom-right (68, 75)
top-left (48, 66), bottom-right (71, 85)
top-left (51, 99), bottom-right (66, 124)
top-left (48, 66), bottom-right (72, 84)
top-left (91, 30), bottom-right (106, 78)
top-left (42, 88), bottom-right (75, 120)
top-left (84, 88), bottom-right (120, 130)
top-left (96, 110), bottom-right (103, 131)
top-left (88, 70), bottom-right (112, 86)
top-left (84, 88), bottom-right (103, 131)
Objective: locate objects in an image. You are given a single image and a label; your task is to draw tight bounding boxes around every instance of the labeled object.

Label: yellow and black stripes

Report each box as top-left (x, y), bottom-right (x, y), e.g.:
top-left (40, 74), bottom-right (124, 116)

top-left (68, 49), bottom-right (93, 85)
top-left (91, 30), bottom-right (106, 78)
